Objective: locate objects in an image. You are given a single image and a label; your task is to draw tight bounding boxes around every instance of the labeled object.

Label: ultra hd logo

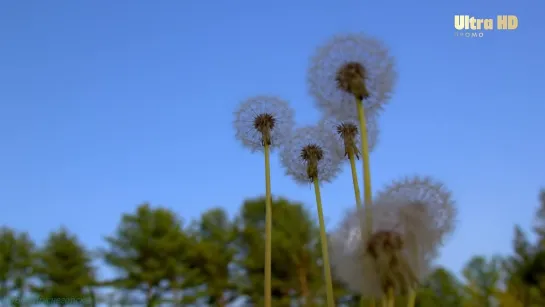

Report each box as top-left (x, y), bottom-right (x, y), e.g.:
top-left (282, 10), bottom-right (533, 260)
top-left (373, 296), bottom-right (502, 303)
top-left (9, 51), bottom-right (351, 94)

top-left (454, 15), bottom-right (518, 38)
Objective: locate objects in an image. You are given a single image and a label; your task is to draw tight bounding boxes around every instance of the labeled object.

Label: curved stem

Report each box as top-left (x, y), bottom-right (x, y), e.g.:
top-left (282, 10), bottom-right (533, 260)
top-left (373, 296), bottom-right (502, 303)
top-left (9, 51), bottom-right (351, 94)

top-left (348, 151), bottom-right (366, 307)
top-left (356, 100), bottom-right (373, 238)
top-left (313, 178), bottom-right (335, 307)
top-left (264, 143), bottom-right (272, 307)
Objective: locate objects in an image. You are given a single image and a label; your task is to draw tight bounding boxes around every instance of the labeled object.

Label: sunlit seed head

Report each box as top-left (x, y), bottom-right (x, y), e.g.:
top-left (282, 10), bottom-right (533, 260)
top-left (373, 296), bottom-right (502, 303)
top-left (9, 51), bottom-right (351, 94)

top-left (374, 176), bottom-right (457, 250)
top-left (319, 116), bottom-right (379, 161)
top-left (308, 33), bottom-right (397, 119)
top-left (234, 96), bottom-right (294, 152)
top-left (365, 230), bottom-right (418, 295)
top-left (336, 122), bottom-right (360, 159)
top-left (280, 126), bottom-right (342, 185)
top-left (300, 144), bottom-right (324, 162)
top-left (330, 205), bottom-right (435, 298)
top-left (300, 144), bottom-right (324, 181)
top-left (335, 62), bottom-right (369, 101)
top-left (366, 230), bottom-right (403, 259)
top-left (253, 113), bottom-right (276, 145)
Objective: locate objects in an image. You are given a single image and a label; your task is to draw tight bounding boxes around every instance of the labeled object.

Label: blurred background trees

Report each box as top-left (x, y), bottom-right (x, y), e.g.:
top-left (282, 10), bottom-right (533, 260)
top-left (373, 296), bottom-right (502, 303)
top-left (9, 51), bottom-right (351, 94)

top-left (1, 190), bottom-right (544, 306)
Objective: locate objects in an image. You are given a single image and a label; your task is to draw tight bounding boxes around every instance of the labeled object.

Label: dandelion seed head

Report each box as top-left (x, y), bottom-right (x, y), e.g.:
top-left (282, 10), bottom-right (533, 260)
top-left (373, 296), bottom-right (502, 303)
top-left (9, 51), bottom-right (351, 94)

top-left (374, 176), bottom-right (457, 250)
top-left (234, 96), bottom-right (294, 152)
top-left (331, 204), bottom-right (435, 298)
top-left (280, 126), bottom-right (342, 185)
top-left (308, 33), bottom-right (397, 118)
top-left (336, 62), bottom-right (369, 101)
top-left (319, 115), bottom-right (379, 160)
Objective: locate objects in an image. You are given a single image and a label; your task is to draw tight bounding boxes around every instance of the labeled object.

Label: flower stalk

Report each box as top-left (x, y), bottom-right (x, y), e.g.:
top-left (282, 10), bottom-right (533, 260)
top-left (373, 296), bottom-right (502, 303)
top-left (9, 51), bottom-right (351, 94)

top-left (313, 177), bottom-right (335, 307)
top-left (264, 142), bottom-right (272, 307)
top-left (356, 99), bottom-right (374, 238)
top-left (234, 96), bottom-right (295, 307)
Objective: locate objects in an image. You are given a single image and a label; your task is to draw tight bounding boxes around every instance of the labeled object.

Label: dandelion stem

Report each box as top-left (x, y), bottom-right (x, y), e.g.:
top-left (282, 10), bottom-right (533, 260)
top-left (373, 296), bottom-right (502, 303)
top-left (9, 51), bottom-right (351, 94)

top-left (407, 290), bottom-right (416, 307)
top-left (387, 288), bottom-right (395, 307)
top-left (313, 178), bottom-right (335, 307)
top-left (356, 99), bottom-right (373, 237)
top-left (407, 234), bottom-right (418, 307)
top-left (348, 150), bottom-right (366, 307)
top-left (264, 142), bottom-right (272, 307)
top-left (348, 150), bottom-right (363, 212)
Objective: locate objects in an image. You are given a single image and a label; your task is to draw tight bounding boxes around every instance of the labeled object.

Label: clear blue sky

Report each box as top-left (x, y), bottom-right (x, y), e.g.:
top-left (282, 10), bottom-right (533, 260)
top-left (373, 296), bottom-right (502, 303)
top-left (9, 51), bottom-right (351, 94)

top-left (1, 0), bottom-right (544, 285)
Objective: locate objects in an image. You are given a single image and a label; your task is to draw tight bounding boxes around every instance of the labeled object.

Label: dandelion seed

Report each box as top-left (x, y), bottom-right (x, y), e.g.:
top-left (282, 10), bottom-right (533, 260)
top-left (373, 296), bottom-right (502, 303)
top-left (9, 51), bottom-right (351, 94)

top-left (234, 96), bottom-right (295, 152)
top-left (308, 33), bottom-right (397, 118)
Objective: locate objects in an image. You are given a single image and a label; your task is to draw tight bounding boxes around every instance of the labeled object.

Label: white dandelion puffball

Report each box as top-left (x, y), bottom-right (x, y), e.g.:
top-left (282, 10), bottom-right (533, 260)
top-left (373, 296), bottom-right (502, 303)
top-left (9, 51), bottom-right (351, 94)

top-left (234, 96), bottom-right (295, 152)
top-left (280, 125), bottom-right (342, 185)
top-left (318, 114), bottom-right (379, 160)
top-left (330, 209), bottom-right (383, 298)
top-left (308, 33), bottom-right (397, 118)
top-left (374, 176), bottom-right (457, 255)
top-left (330, 205), bottom-right (435, 297)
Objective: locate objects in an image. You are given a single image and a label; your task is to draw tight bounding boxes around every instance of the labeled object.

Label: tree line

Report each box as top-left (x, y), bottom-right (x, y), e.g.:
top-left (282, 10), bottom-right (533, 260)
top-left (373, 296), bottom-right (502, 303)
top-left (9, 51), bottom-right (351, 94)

top-left (1, 191), bottom-right (545, 306)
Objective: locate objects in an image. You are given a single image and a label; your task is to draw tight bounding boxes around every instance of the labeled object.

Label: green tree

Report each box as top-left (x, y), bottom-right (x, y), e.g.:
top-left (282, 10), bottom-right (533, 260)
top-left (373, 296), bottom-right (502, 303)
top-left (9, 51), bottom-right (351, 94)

top-left (235, 197), bottom-right (322, 306)
top-left (102, 204), bottom-right (200, 306)
top-left (0, 227), bottom-right (35, 305)
top-left (415, 267), bottom-right (464, 307)
top-left (32, 227), bottom-right (95, 306)
top-left (187, 208), bottom-right (239, 306)
top-left (501, 189), bottom-right (545, 306)
top-left (462, 255), bottom-right (502, 307)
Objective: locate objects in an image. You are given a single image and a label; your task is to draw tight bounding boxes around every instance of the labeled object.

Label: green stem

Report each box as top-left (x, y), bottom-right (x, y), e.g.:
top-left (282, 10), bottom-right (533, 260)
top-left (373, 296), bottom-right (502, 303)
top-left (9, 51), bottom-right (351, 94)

top-left (348, 151), bottom-right (366, 307)
top-left (387, 288), bottom-right (395, 307)
top-left (407, 232), bottom-right (418, 307)
top-left (313, 178), bottom-right (335, 307)
top-left (348, 150), bottom-right (363, 212)
top-left (407, 290), bottom-right (416, 307)
top-left (264, 143), bottom-right (272, 307)
top-left (356, 100), bottom-right (373, 238)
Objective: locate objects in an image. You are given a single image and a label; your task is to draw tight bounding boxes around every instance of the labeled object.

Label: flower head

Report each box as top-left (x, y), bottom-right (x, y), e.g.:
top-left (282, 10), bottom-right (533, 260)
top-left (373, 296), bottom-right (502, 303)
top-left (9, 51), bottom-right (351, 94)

top-left (319, 114), bottom-right (379, 160)
top-left (234, 96), bottom-right (295, 152)
top-left (308, 33), bottom-right (397, 118)
top-left (330, 204), bottom-right (435, 298)
top-left (374, 176), bottom-right (457, 250)
top-left (280, 126), bottom-right (342, 185)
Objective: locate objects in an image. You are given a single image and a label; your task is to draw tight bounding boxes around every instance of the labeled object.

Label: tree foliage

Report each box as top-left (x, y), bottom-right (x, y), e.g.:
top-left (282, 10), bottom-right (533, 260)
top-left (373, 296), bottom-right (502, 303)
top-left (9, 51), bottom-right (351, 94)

top-left (1, 189), bottom-right (544, 306)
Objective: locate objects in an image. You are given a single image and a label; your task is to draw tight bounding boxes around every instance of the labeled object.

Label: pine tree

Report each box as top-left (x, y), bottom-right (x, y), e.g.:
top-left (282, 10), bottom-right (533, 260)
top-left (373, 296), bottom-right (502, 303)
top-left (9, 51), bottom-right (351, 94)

top-left (32, 228), bottom-right (95, 306)
top-left (102, 204), bottom-right (200, 306)
top-left (0, 227), bottom-right (35, 305)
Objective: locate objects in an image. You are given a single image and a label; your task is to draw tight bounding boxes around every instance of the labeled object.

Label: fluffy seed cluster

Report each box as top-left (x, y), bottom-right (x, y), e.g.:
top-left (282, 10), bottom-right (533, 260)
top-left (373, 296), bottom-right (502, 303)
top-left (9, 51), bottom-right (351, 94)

top-left (374, 176), bottom-right (457, 251)
top-left (280, 126), bottom-right (342, 185)
top-left (319, 115), bottom-right (379, 161)
top-left (308, 33), bottom-right (397, 119)
top-left (330, 206), bottom-right (401, 298)
top-left (330, 176), bottom-right (456, 298)
top-left (234, 96), bottom-right (295, 152)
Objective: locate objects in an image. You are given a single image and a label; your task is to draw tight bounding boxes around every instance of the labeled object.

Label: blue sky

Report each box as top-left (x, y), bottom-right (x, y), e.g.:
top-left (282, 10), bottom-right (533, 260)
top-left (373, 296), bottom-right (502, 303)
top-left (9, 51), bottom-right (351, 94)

top-left (1, 0), bottom-right (544, 287)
